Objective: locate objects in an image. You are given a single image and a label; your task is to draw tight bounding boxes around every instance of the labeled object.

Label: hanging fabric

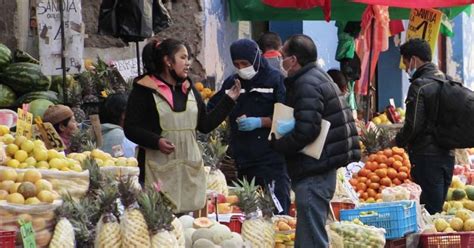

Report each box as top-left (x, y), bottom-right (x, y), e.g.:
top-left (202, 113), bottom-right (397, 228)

top-left (335, 21), bottom-right (356, 61)
top-left (355, 5), bottom-right (390, 95)
top-left (262, 0), bottom-right (332, 21)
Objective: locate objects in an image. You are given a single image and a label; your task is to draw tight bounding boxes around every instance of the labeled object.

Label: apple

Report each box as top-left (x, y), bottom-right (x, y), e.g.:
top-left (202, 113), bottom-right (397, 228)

top-left (207, 201), bottom-right (215, 214)
top-left (216, 194), bottom-right (227, 204)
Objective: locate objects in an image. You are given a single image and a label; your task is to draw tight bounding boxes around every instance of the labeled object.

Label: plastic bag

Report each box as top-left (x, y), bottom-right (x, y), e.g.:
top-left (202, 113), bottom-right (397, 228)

top-left (0, 200), bottom-right (62, 248)
top-left (0, 167), bottom-right (89, 199)
top-left (382, 182), bottom-right (422, 203)
top-left (328, 221), bottom-right (386, 248)
top-left (205, 167), bottom-right (228, 196)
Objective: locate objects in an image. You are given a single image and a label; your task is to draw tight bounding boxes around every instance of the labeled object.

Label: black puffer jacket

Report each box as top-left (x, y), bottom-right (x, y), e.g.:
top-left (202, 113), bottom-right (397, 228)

top-left (395, 63), bottom-right (452, 156)
top-left (272, 63), bottom-right (360, 181)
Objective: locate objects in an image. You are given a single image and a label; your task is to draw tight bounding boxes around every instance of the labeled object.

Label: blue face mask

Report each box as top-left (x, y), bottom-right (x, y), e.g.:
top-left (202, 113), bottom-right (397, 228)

top-left (407, 58), bottom-right (416, 78)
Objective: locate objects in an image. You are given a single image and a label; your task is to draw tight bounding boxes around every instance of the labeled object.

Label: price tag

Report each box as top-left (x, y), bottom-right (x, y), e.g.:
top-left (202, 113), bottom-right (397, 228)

top-left (33, 120), bottom-right (65, 151)
top-left (269, 181), bottom-right (283, 214)
top-left (19, 220), bottom-right (36, 248)
top-left (16, 108), bottom-right (33, 139)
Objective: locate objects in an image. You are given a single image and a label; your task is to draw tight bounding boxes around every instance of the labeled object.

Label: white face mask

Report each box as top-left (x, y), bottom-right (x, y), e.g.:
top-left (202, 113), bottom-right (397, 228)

top-left (236, 51), bottom-right (260, 80)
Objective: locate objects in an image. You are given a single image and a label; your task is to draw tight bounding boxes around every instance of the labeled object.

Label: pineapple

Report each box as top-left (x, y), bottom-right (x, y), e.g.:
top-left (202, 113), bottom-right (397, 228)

top-left (138, 186), bottom-right (178, 248)
top-left (50, 198), bottom-right (75, 248)
top-left (233, 178), bottom-right (273, 248)
top-left (258, 188), bottom-right (276, 247)
top-left (359, 122), bottom-right (392, 155)
top-left (96, 184), bottom-right (122, 248)
top-left (171, 217), bottom-right (185, 247)
top-left (119, 176), bottom-right (151, 247)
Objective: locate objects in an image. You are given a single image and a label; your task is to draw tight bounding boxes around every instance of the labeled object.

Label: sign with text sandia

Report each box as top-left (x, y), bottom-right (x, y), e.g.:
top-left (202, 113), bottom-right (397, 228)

top-left (36, 0), bottom-right (84, 75)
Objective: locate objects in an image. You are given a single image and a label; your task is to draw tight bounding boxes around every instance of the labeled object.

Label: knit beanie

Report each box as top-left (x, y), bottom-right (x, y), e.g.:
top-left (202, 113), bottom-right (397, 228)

top-left (43, 104), bottom-right (74, 125)
top-left (230, 39), bottom-right (260, 67)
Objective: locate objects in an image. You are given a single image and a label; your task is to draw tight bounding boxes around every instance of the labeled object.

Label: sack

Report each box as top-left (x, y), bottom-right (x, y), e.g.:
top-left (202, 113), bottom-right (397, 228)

top-left (0, 200), bottom-right (62, 248)
top-left (430, 78), bottom-right (474, 149)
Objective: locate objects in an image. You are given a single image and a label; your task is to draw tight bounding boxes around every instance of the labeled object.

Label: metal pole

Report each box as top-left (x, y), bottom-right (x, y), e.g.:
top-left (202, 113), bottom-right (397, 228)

top-left (59, 0), bottom-right (67, 104)
top-left (136, 41), bottom-right (141, 76)
top-left (365, 17), bottom-right (375, 123)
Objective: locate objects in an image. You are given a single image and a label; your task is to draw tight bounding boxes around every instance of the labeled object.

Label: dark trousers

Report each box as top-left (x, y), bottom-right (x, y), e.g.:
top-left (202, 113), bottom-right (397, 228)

top-left (293, 169), bottom-right (336, 248)
top-left (410, 154), bottom-right (455, 215)
top-left (238, 165), bottom-right (291, 215)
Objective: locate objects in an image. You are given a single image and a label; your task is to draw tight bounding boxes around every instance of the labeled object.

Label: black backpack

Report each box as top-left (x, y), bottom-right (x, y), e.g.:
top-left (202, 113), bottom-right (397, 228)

top-left (429, 77), bottom-right (474, 149)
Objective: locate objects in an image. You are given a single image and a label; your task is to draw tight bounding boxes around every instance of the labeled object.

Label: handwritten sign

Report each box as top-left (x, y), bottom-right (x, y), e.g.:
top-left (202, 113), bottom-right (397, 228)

top-left (37, 0), bottom-right (84, 75)
top-left (401, 8), bottom-right (442, 69)
top-left (16, 108), bottom-right (33, 139)
top-left (20, 220), bottom-right (37, 248)
top-left (112, 59), bottom-right (143, 81)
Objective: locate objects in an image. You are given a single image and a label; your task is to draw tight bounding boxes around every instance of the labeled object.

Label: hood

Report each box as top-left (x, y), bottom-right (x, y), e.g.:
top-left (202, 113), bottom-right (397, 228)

top-left (101, 123), bottom-right (122, 134)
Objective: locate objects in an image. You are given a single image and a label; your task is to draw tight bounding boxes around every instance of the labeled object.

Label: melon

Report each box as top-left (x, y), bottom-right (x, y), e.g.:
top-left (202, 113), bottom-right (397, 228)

top-left (179, 215), bottom-right (195, 229)
top-left (450, 217), bottom-right (464, 231)
top-left (465, 185), bottom-right (474, 200)
top-left (193, 217), bottom-right (213, 229)
top-left (192, 228), bottom-right (214, 243)
top-left (0, 84), bottom-right (16, 107)
top-left (193, 238), bottom-right (215, 248)
top-left (452, 189), bottom-right (467, 201)
top-left (464, 219), bottom-right (474, 231)
top-left (184, 228), bottom-right (196, 248)
top-left (29, 99), bottom-right (54, 118)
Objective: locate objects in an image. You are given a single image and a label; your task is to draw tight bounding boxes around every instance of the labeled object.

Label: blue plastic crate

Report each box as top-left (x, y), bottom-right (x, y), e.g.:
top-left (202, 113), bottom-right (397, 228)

top-left (340, 200), bottom-right (418, 239)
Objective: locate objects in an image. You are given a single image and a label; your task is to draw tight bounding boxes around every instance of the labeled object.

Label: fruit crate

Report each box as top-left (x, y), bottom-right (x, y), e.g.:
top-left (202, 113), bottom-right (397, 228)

top-left (419, 232), bottom-right (474, 248)
top-left (340, 200), bottom-right (417, 239)
top-left (385, 237), bottom-right (406, 248)
top-left (0, 230), bottom-right (16, 248)
top-left (331, 201), bottom-right (355, 221)
top-left (220, 215), bottom-right (244, 233)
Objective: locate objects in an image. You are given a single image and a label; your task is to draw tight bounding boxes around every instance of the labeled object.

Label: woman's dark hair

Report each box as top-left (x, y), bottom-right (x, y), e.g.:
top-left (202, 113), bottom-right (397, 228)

top-left (327, 69), bottom-right (348, 93)
top-left (400, 38), bottom-right (432, 62)
top-left (100, 93), bottom-right (128, 125)
top-left (53, 117), bottom-right (71, 134)
top-left (284, 34), bottom-right (317, 67)
top-left (142, 38), bottom-right (191, 75)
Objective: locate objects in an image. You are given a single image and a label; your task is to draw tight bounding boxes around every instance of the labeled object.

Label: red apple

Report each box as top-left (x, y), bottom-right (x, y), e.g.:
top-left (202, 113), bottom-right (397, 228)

top-left (216, 194), bottom-right (227, 204)
top-left (207, 201), bottom-right (215, 214)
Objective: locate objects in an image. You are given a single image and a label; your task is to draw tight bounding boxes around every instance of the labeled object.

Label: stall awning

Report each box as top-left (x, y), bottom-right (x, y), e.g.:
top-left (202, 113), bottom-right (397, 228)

top-left (229, 0), bottom-right (470, 22)
top-left (352, 0), bottom-right (474, 9)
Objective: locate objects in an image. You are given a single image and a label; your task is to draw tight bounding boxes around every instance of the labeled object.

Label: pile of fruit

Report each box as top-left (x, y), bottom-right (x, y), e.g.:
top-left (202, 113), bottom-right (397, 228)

top-left (0, 168), bottom-right (59, 204)
top-left (68, 148), bottom-right (138, 167)
top-left (371, 108), bottom-right (405, 125)
top-left (349, 147), bottom-right (412, 202)
top-left (194, 82), bottom-right (215, 101)
top-left (328, 219), bottom-right (386, 248)
top-left (442, 176), bottom-right (474, 213)
top-left (274, 216), bottom-right (296, 248)
top-left (431, 209), bottom-right (474, 233)
top-left (207, 193), bottom-right (239, 214)
top-left (179, 215), bottom-right (244, 247)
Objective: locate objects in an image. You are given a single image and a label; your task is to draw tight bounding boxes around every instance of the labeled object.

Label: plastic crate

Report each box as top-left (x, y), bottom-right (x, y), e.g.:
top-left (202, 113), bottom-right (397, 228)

top-left (220, 216), bottom-right (243, 233)
top-left (385, 237), bottom-right (406, 248)
top-left (340, 200), bottom-right (417, 239)
top-left (419, 232), bottom-right (474, 248)
top-left (0, 230), bottom-right (16, 248)
top-left (331, 201), bottom-right (355, 221)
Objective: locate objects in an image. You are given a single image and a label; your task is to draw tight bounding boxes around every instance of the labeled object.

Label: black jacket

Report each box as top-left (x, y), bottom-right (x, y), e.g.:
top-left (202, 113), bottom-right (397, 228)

top-left (124, 75), bottom-right (235, 182)
top-left (272, 63), bottom-right (360, 181)
top-left (395, 63), bottom-right (452, 156)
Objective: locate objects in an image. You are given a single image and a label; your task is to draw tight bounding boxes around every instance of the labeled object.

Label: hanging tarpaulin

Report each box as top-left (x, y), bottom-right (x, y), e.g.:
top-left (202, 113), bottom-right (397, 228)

top-left (37, 0), bottom-right (85, 76)
top-left (262, 0), bottom-right (332, 21)
top-left (351, 0), bottom-right (474, 8)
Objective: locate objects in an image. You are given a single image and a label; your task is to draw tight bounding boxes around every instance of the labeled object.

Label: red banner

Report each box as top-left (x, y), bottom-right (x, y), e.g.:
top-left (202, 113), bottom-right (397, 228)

top-left (262, 0), bottom-right (332, 21)
top-left (351, 0), bottom-right (474, 8)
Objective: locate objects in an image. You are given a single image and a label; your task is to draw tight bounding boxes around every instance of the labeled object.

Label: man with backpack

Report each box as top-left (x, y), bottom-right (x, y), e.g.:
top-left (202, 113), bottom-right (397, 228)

top-left (270, 34), bottom-right (360, 247)
top-left (396, 38), bottom-right (454, 214)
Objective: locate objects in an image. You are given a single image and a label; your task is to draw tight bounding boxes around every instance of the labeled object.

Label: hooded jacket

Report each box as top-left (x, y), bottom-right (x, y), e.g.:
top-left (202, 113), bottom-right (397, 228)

top-left (208, 40), bottom-right (286, 172)
top-left (101, 123), bottom-right (137, 158)
top-left (395, 62), bottom-right (452, 156)
top-left (271, 63), bottom-right (361, 181)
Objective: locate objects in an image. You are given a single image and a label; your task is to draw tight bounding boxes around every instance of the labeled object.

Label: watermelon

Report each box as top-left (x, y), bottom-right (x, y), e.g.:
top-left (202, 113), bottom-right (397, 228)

top-left (0, 62), bottom-right (51, 94)
top-left (29, 99), bottom-right (54, 118)
top-left (13, 49), bottom-right (39, 64)
top-left (0, 84), bottom-right (17, 107)
top-left (0, 43), bottom-right (12, 71)
top-left (13, 90), bottom-right (59, 107)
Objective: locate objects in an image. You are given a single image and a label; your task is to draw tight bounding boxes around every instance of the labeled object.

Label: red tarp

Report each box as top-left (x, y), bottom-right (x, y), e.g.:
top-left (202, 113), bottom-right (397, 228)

top-left (262, 0), bottom-right (332, 21)
top-left (352, 0), bottom-right (474, 8)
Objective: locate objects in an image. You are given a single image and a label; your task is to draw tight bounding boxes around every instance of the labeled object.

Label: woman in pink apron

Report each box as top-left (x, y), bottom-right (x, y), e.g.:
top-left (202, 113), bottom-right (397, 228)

top-left (124, 39), bottom-right (241, 213)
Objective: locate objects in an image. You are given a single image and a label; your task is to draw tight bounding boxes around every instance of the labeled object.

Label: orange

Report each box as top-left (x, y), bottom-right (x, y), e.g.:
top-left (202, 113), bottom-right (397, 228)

top-left (383, 149), bottom-right (393, 157)
top-left (398, 172), bottom-right (408, 181)
top-left (366, 162), bottom-right (378, 172)
top-left (368, 154), bottom-right (377, 162)
top-left (195, 82), bottom-right (204, 91)
top-left (398, 166), bottom-right (409, 173)
top-left (392, 161), bottom-right (403, 171)
top-left (369, 175), bottom-right (380, 183)
top-left (393, 178), bottom-right (402, 185)
top-left (375, 168), bottom-right (387, 178)
top-left (386, 157), bottom-right (395, 166)
top-left (369, 182), bottom-right (380, 190)
top-left (375, 155), bottom-right (388, 164)
top-left (375, 193), bottom-right (382, 200)
top-left (367, 188), bottom-right (377, 198)
top-left (387, 168), bottom-right (398, 179)
top-left (361, 192), bottom-right (369, 200)
top-left (379, 163), bottom-right (388, 169)
top-left (356, 182), bottom-right (367, 192)
top-left (393, 155), bottom-right (404, 162)
top-left (358, 168), bottom-right (370, 178)
top-left (380, 177), bottom-right (392, 187)
top-left (202, 88), bottom-right (212, 98)
top-left (358, 177), bottom-right (368, 183)
top-left (349, 178), bottom-right (358, 186)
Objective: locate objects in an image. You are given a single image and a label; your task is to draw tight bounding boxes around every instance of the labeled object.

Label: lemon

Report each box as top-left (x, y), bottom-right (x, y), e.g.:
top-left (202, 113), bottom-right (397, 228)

top-left (34, 148), bottom-right (48, 161)
top-left (126, 157), bottom-right (138, 167)
top-left (6, 144), bottom-right (19, 156)
top-left (47, 149), bottom-right (60, 160)
top-left (49, 158), bottom-right (64, 170)
top-left (104, 159), bottom-right (115, 167)
top-left (36, 161), bottom-right (50, 169)
top-left (18, 163), bottom-right (28, 169)
top-left (20, 140), bottom-right (34, 153)
top-left (33, 140), bottom-right (45, 148)
top-left (25, 157), bottom-right (36, 167)
top-left (14, 135), bottom-right (27, 147)
top-left (6, 159), bottom-right (20, 168)
top-left (14, 150), bottom-right (28, 162)
top-left (2, 134), bottom-right (15, 144)
top-left (0, 125), bottom-right (10, 135)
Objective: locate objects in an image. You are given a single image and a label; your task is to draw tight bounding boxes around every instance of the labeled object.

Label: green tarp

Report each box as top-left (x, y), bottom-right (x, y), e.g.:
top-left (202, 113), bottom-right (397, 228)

top-left (229, 0), bottom-right (470, 21)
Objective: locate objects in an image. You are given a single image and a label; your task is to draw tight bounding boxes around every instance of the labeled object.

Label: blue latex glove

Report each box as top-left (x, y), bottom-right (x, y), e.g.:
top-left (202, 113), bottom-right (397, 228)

top-left (238, 117), bottom-right (262, 131)
top-left (276, 119), bottom-right (295, 136)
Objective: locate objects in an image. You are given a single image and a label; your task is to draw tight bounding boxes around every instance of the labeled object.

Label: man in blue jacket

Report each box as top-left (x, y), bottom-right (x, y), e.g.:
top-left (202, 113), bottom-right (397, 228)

top-left (209, 39), bottom-right (290, 214)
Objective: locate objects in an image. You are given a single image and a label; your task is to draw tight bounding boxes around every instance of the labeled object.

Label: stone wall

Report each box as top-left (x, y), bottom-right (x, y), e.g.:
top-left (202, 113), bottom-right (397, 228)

top-left (0, 0), bottom-right (18, 49)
